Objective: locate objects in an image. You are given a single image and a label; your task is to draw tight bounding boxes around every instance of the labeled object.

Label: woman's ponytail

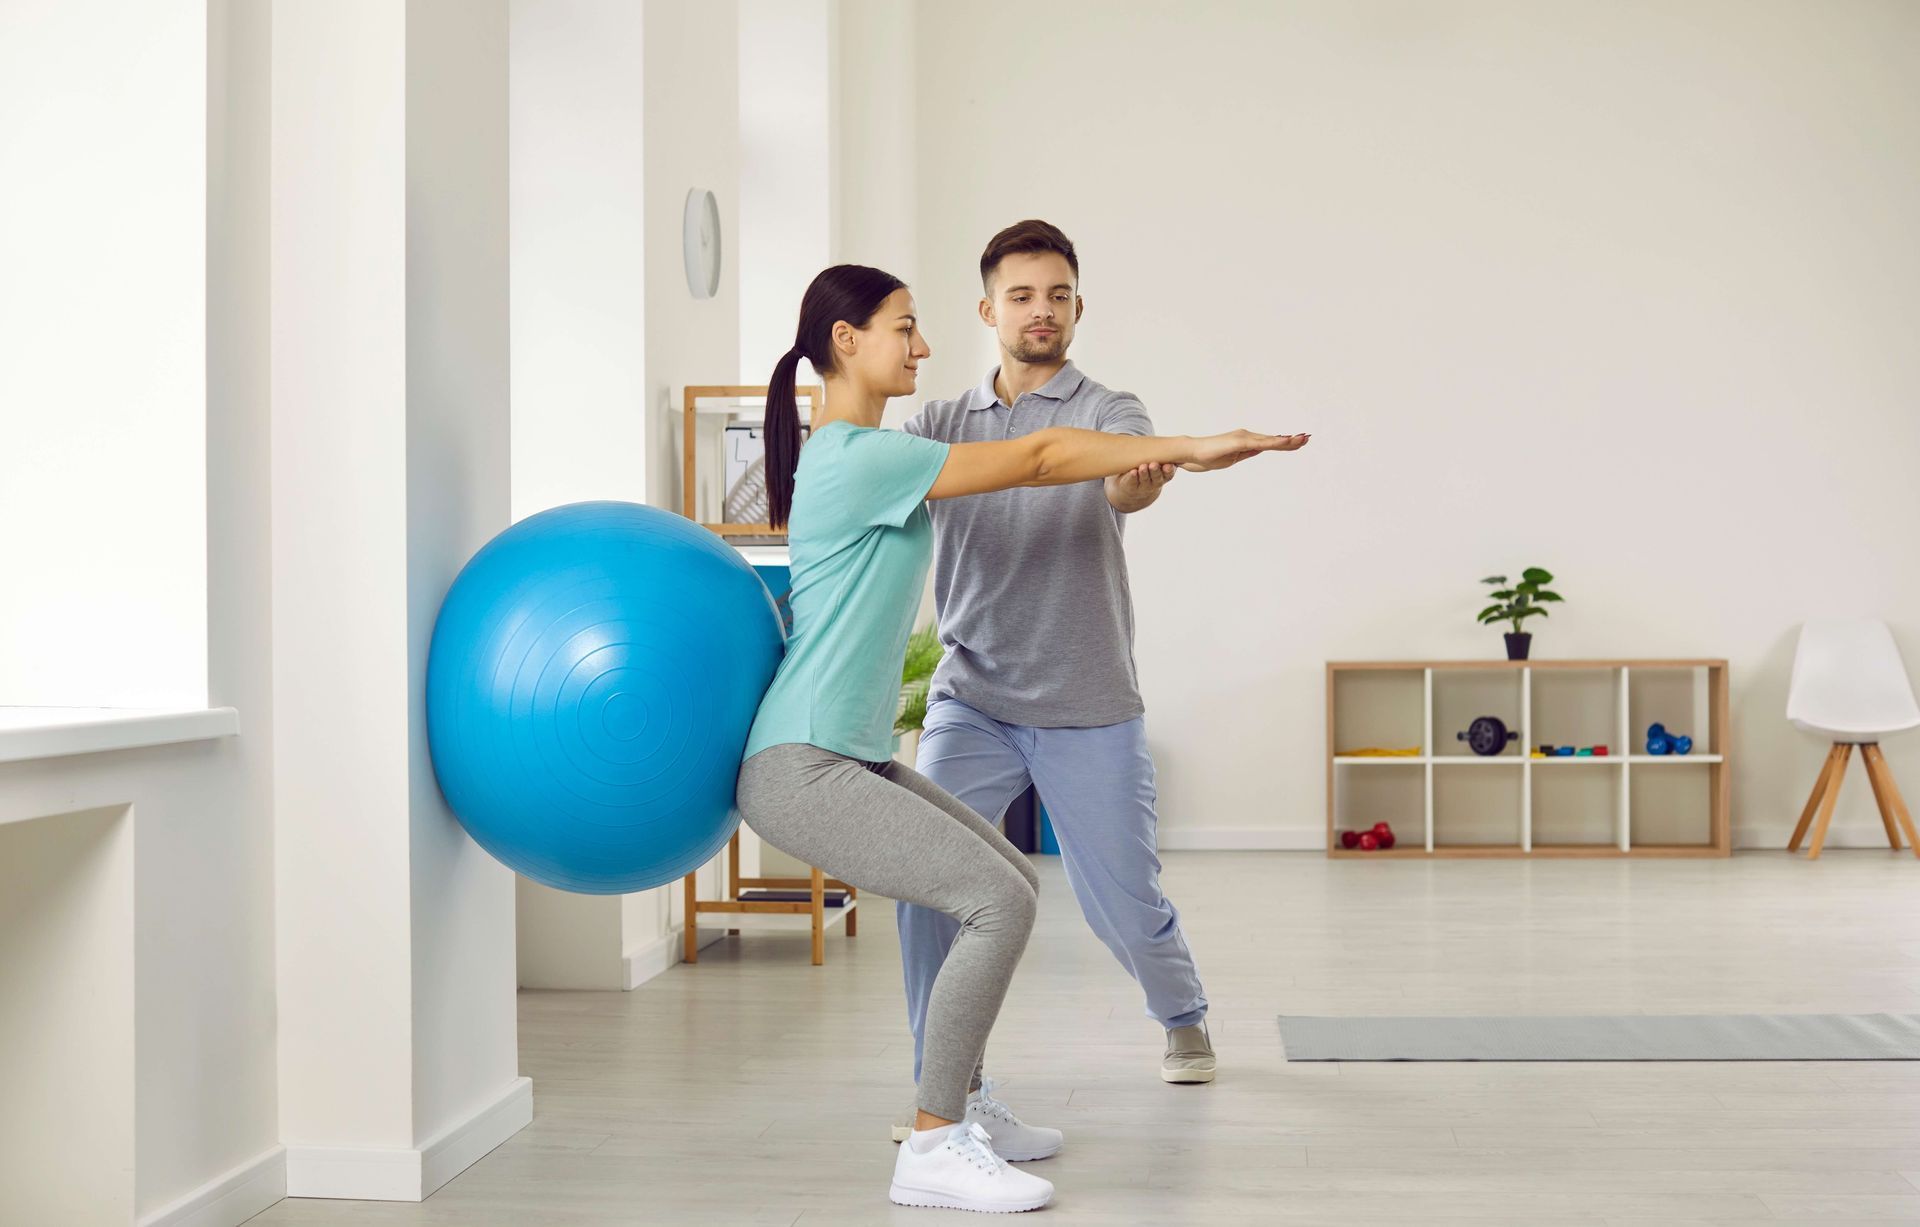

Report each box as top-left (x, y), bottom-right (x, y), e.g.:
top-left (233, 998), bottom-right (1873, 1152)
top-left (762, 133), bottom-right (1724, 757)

top-left (765, 347), bottom-right (805, 530)
top-left (765, 264), bottom-right (908, 531)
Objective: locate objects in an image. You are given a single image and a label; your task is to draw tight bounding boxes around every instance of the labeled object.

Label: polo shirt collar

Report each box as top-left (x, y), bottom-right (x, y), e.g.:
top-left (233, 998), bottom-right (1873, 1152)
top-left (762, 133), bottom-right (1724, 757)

top-left (966, 361), bottom-right (1087, 410)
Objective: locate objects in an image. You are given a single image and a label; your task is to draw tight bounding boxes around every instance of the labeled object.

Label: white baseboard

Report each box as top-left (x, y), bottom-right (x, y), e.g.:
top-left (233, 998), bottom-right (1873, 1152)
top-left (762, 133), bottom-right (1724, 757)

top-left (420, 1076), bottom-right (533, 1199)
top-left (624, 929), bottom-right (679, 989)
top-left (625, 925), bottom-right (725, 990)
top-left (285, 1076), bottom-right (531, 1202)
top-left (1158, 827), bottom-right (1323, 851)
top-left (137, 1146), bottom-right (287, 1227)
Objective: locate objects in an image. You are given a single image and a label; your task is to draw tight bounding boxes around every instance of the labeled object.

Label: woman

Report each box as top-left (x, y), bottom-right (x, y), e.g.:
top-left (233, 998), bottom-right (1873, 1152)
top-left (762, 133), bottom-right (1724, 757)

top-left (736, 265), bottom-right (1305, 1214)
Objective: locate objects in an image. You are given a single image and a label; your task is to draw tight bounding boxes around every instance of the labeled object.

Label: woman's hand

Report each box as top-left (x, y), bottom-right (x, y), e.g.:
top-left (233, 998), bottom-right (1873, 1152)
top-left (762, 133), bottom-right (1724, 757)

top-left (1180, 430), bottom-right (1311, 472)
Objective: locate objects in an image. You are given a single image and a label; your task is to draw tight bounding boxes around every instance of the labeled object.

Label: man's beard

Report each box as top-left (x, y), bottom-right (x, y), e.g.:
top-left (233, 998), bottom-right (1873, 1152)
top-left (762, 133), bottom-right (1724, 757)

top-left (1009, 332), bottom-right (1067, 364)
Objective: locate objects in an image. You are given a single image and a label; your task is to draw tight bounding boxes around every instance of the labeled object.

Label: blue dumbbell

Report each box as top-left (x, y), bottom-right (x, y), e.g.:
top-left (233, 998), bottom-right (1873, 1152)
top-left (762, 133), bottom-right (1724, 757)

top-left (1646, 724), bottom-right (1693, 756)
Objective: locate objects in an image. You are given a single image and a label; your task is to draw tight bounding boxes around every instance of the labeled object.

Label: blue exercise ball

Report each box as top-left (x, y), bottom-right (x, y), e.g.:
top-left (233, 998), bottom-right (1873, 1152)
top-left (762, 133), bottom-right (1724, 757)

top-left (426, 502), bottom-right (785, 894)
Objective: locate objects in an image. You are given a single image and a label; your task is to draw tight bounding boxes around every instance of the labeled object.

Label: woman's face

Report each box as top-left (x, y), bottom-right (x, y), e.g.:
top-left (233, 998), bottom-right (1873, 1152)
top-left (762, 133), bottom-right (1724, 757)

top-left (839, 288), bottom-right (931, 399)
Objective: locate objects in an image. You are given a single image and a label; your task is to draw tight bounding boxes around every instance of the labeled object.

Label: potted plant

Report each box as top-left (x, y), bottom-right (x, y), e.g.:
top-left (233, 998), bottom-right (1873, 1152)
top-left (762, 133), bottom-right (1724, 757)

top-left (894, 622), bottom-right (944, 755)
top-left (1477, 568), bottom-right (1562, 660)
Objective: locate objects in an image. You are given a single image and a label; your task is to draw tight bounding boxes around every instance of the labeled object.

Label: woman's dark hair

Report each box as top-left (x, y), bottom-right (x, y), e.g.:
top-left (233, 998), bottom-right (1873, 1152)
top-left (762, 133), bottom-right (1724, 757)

top-left (979, 219), bottom-right (1078, 294)
top-left (765, 263), bottom-right (906, 529)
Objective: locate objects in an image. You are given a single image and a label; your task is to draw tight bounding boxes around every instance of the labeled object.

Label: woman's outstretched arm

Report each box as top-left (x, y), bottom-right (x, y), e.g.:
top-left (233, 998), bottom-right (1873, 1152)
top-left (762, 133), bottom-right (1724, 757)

top-left (926, 427), bottom-right (1308, 502)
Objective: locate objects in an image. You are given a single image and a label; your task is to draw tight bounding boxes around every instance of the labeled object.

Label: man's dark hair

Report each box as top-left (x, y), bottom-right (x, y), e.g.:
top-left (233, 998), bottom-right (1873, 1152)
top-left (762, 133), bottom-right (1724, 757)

top-left (980, 219), bottom-right (1078, 294)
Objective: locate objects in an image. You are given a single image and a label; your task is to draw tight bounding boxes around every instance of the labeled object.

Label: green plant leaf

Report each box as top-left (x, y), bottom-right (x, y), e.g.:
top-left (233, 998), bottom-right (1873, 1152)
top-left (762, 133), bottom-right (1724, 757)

top-left (1522, 567), bottom-right (1554, 584)
top-left (1481, 575), bottom-right (1507, 586)
top-left (1489, 589), bottom-right (1516, 601)
top-left (1514, 606), bottom-right (1548, 620)
top-left (1476, 604), bottom-right (1506, 621)
top-left (895, 679), bottom-right (931, 734)
top-left (1534, 590), bottom-right (1564, 602)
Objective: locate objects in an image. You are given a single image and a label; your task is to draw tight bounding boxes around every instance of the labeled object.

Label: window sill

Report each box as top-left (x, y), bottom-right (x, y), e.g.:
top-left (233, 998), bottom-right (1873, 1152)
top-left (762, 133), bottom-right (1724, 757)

top-left (0, 706), bottom-right (240, 765)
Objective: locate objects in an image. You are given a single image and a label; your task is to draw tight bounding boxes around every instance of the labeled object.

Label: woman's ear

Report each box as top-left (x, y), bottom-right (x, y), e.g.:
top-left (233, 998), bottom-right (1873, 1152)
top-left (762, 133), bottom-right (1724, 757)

top-left (833, 320), bottom-right (857, 357)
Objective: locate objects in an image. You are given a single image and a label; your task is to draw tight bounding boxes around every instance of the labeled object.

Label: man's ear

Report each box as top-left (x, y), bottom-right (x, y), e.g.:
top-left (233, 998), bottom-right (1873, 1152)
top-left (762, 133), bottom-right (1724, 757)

top-left (1074, 296), bottom-right (1085, 324)
top-left (978, 297), bottom-right (995, 328)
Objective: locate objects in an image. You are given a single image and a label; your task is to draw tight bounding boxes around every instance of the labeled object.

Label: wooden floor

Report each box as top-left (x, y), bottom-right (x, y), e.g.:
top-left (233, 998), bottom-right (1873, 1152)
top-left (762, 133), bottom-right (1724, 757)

top-left (248, 850), bottom-right (1920, 1226)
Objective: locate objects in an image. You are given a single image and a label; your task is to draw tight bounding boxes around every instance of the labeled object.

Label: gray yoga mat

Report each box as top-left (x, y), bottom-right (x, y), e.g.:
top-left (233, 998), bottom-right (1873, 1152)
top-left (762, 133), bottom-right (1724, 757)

top-left (1277, 1013), bottom-right (1920, 1061)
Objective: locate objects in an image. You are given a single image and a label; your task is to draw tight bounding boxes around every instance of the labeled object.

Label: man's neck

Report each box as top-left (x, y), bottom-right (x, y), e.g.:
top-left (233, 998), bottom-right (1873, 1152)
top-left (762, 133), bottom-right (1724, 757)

top-left (993, 354), bottom-right (1068, 407)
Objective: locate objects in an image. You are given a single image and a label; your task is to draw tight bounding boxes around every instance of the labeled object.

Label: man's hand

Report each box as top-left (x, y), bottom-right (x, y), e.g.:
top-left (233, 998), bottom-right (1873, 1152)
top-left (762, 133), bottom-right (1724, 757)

top-left (1106, 462), bottom-right (1179, 513)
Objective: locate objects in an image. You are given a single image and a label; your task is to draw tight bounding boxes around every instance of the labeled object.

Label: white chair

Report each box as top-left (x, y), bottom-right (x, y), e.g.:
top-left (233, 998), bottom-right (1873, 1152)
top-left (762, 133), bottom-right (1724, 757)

top-left (1786, 618), bottom-right (1920, 858)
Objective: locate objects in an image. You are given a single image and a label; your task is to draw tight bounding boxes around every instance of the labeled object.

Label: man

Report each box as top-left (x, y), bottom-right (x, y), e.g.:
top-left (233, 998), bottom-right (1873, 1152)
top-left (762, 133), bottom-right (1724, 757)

top-left (892, 219), bottom-right (1223, 1152)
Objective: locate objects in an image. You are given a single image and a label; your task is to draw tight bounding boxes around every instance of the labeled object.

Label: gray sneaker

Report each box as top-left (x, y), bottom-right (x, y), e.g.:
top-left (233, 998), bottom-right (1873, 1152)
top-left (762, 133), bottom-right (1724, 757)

top-left (1162, 1022), bottom-right (1216, 1083)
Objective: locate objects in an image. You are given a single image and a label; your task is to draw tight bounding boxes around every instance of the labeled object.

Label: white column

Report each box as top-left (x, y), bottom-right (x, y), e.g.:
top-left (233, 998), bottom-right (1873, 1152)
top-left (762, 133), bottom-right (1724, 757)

top-left (272, 0), bottom-right (526, 1200)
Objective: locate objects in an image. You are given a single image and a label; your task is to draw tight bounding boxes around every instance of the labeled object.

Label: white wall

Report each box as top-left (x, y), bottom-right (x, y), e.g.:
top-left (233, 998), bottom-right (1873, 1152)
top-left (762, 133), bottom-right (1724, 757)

top-left (846, 0), bottom-right (1920, 848)
top-left (0, 807), bottom-right (134, 1225)
top-left (834, 0), bottom-right (915, 278)
top-left (272, 0), bottom-right (524, 1199)
top-left (508, 0), bottom-right (651, 523)
top-left (739, 0), bottom-right (836, 384)
top-left (0, 0), bottom-right (209, 708)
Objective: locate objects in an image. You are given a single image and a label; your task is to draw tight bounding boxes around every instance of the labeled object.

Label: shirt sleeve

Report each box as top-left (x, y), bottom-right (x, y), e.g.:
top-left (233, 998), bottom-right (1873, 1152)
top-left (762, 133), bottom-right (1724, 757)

top-left (902, 406), bottom-right (930, 438)
top-left (1099, 393), bottom-right (1154, 437)
top-left (842, 428), bottom-right (951, 528)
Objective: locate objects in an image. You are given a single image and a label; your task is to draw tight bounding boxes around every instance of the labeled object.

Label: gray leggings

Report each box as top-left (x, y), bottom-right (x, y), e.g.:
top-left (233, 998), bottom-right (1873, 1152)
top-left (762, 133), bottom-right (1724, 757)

top-left (736, 742), bottom-right (1039, 1121)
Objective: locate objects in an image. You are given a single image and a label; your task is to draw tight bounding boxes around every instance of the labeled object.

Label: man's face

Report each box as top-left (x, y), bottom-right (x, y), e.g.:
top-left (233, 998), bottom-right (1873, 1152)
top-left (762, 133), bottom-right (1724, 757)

top-left (981, 251), bottom-right (1082, 365)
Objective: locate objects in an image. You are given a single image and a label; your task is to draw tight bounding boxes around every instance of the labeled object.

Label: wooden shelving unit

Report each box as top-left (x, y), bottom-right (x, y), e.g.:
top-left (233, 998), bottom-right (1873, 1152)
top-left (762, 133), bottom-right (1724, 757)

top-left (683, 831), bottom-right (858, 967)
top-left (1326, 659), bottom-right (1731, 858)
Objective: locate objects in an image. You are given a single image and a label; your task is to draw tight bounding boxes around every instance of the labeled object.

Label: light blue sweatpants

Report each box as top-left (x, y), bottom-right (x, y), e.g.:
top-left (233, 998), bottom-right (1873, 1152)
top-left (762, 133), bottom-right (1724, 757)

top-left (898, 697), bottom-right (1208, 1083)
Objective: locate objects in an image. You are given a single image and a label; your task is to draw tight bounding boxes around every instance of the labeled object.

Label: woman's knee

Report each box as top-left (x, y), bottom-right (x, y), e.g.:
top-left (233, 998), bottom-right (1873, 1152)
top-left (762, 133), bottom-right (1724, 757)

top-left (963, 868), bottom-right (1037, 935)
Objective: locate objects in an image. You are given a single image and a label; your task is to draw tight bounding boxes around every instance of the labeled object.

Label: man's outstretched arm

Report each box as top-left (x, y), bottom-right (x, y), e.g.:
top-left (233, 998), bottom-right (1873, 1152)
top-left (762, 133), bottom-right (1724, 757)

top-left (1105, 462), bottom-right (1177, 513)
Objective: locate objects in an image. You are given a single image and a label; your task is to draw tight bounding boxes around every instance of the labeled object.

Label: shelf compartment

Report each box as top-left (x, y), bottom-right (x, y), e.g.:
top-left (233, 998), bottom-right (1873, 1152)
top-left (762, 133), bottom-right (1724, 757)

top-left (1327, 667), bottom-right (1425, 759)
top-left (1629, 759), bottom-right (1715, 849)
top-left (1331, 761), bottom-right (1425, 854)
top-left (1529, 667), bottom-right (1620, 757)
top-left (1626, 665), bottom-right (1718, 757)
top-left (1432, 668), bottom-right (1525, 761)
top-left (1433, 762), bottom-right (1524, 847)
top-left (1532, 758), bottom-right (1625, 848)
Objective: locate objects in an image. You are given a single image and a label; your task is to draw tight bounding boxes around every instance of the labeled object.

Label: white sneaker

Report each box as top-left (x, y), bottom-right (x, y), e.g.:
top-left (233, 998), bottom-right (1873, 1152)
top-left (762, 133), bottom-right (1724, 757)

top-left (965, 1078), bottom-right (1064, 1162)
top-left (889, 1121), bottom-right (1055, 1213)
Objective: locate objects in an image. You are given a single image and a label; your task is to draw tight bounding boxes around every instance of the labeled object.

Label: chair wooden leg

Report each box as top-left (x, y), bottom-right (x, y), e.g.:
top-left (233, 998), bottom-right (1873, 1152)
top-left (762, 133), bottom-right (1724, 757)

top-left (1807, 744), bottom-right (1854, 859)
top-left (810, 866), bottom-right (826, 966)
top-left (1860, 742), bottom-right (1904, 849)
top-left (1789, 744), bottom-right (1843, 852)
top-left (1863, 744), bottom-right (1920, 859)
top-left (683, 870), bottom-right (700, 964)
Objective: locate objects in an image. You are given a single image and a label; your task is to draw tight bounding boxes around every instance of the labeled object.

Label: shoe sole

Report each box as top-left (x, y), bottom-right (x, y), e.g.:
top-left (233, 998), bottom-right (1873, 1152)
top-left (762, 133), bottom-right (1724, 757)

top-left (891, 1123), bottom-right (912, 1143)
top-left (993, 1141), bottom-right (1062, 1162)
top-left (1161, 1067), bottom-right (1216, 1084)
top-left (889, 1183), bottom-right (1052, 1212)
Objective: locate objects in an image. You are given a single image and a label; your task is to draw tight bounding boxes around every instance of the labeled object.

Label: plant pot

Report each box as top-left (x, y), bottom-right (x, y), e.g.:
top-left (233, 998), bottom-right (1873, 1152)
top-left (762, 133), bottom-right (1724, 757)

top-left (1504, 632), bottom-right (1532, 661)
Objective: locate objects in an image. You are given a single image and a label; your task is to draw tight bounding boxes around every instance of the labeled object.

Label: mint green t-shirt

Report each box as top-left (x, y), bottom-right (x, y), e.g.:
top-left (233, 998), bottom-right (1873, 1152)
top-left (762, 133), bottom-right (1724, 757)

top-left (743, 421), bottom-right (952, 764)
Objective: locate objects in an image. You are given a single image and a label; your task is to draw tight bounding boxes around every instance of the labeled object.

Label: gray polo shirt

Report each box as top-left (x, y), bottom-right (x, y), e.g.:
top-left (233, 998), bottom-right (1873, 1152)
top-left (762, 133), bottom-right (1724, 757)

top-left (903, 361), bottom-right (1151, 728)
